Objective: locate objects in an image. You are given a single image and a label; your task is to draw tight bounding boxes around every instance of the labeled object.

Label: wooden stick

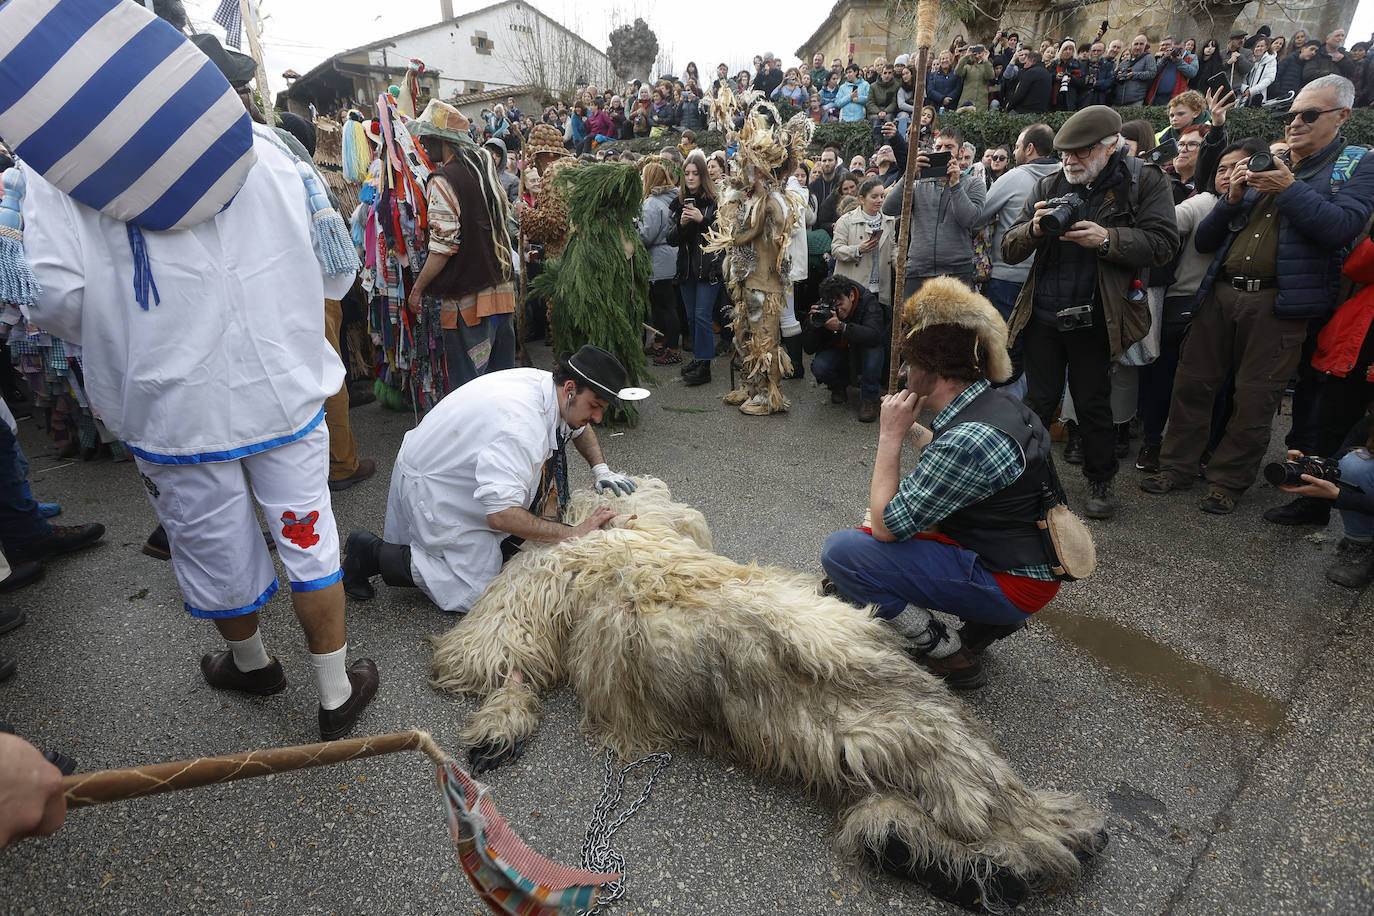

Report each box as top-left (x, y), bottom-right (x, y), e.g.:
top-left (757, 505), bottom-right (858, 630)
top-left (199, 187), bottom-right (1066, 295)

top-left (237, 0), bottom-right (272, 125)
top-left (62, 731), bottom-right (445, 810)
top-left (888, 0), bottom-right (940, 394)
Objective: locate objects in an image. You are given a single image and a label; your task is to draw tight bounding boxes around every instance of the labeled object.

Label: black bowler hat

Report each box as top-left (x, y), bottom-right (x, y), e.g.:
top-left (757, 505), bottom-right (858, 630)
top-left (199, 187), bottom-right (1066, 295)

top-left (188, 33), bottom-right (258, 87)
top-left (562, 346), bottom-right (649, 404)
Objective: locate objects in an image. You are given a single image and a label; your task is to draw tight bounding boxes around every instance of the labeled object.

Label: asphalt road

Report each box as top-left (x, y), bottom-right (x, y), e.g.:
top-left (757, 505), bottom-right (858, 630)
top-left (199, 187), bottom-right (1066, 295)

top-left (3, 345), bottom-right (1370, 916)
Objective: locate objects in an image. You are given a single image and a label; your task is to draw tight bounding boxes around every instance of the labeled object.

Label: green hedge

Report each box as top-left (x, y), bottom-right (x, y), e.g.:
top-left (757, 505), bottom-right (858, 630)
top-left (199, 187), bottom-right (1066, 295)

top-left (595, 106), bottom-right (1374, 162)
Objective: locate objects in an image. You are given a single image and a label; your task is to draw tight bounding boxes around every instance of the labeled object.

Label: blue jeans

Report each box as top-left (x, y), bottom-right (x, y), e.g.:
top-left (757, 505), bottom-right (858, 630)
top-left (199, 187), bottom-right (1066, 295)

top-left (443, 314), bottom-right (516, 395)
top-left (1340, 449), bottom-right (1374, 540)
top-left (812, 344), bottom-right (885, 404)
top-left (821, 528), bottom-right (1030, 624)
top-left (680, 279), bottom-right (720, 360)
top-left (0, 419), bottom-right (51, 554)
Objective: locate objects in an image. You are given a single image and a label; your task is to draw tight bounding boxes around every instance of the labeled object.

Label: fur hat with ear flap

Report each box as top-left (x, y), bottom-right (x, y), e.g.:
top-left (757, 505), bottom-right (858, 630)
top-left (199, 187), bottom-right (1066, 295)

top-left (900, 276), bottom-right (1012, 383)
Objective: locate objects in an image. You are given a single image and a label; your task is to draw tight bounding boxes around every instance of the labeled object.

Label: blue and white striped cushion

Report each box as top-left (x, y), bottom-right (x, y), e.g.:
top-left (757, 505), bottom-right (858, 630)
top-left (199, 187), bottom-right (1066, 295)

top-left (0, 0), bottom-right (255, 231)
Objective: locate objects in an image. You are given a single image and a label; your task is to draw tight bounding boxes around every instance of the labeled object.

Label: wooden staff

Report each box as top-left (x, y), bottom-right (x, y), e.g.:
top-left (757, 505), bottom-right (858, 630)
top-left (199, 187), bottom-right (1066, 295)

top-left (888, 0), bottom-right (940, 394)
top-left (62, 731), bottom-right (445, 810)
top-left (237, 0), bottom-right (272, 125)
top-left (515, 123), bottom-right (533, 367)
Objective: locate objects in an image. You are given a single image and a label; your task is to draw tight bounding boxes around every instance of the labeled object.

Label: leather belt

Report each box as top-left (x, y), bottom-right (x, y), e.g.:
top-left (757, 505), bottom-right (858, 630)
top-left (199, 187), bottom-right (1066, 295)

top-left (1227, 276), bottom-right (1277, 292)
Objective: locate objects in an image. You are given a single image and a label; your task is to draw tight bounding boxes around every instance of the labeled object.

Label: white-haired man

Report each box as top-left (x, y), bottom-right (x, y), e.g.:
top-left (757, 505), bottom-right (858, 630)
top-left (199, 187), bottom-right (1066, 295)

top-left (1002, 105), bottom-right (1179, 520)
top-left (1147, 76), bottom-right (1374, 517)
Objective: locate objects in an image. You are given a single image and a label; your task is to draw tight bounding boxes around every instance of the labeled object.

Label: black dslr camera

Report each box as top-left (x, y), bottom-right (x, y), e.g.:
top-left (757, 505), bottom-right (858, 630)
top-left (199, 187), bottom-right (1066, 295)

top-left (811, 302), bottom-right (837, 326)
top-left (1040, 192), bottom-right (1086, 237)
top-left (1247, 150), bottom-right (1279, 173)
top-left (1263, 455), bottom-right (1342, 487)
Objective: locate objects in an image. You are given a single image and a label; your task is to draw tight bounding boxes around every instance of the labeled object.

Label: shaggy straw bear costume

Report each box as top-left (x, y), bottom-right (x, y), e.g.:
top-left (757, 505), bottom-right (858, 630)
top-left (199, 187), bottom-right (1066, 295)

top-left (429, 479), bottom-right (1108, 911)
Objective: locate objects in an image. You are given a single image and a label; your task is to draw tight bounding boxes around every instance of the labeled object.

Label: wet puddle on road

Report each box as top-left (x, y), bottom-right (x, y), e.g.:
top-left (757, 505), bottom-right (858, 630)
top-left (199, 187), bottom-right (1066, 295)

top-left (1037, 609), bottom-right (1288, 732)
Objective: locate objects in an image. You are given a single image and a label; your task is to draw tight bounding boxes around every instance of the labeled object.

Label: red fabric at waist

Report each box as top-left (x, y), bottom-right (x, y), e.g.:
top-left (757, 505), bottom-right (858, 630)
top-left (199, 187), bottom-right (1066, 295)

top-left (857, 527), bottom-right (1062, 613)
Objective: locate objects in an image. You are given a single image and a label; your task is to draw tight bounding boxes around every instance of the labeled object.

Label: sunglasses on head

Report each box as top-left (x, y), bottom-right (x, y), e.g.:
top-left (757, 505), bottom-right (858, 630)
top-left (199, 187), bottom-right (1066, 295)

top-left (1284, 107), bottom-right (1343, 124)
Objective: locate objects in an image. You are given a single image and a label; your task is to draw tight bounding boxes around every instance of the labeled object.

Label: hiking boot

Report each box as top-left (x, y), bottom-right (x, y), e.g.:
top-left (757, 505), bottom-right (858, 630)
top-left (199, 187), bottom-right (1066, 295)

top-left (1135, 443), bottom-right (1160, 473)
top-left (1262, 496), bottom-right (1332, 527)
top-left (1084, 480), bottom-right (1117, 520)
top-left (1199, 488), bottom-right (1236, 515)
top-left (959, 619), bottom-right (1027, 654)
top-left (1114, 421), bottom-right (1131, 459)
top-left (830, 386), bottom-right (847, 405)
top-left (10, 523), bottom-right (105, 563)
top-left (917, 648), bottom-right (987, 690)
top-left (1326, 537), bottom-right (1374, 588)
top-left (857, 401), bottom-right (879, 423)
top-left (681, 360), bottom-right (711, 387)
top-left (1140, 472), bottom-right (1191, 494)
top-left (1063, 422), bottom-right (1084, 465)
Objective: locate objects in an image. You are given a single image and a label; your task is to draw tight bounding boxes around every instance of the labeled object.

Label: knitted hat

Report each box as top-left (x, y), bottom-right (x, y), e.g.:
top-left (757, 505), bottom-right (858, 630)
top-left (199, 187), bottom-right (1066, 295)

top-left (0, 0), bottom-right (255, 231)
top-left (901, 276), bottom-right (1012, 383)
top-left (526, 123), bottom-right (571, 159)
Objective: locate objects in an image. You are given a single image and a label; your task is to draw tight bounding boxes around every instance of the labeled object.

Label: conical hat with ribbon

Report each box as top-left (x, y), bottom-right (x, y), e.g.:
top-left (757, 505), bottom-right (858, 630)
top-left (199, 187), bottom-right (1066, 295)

top-left (0, 0), bottom-right (256, 231)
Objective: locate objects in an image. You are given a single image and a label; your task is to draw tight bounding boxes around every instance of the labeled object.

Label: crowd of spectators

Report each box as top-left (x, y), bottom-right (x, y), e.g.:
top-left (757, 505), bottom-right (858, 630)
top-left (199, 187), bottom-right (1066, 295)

top-left (468, 23), bottom-right (1374, 590)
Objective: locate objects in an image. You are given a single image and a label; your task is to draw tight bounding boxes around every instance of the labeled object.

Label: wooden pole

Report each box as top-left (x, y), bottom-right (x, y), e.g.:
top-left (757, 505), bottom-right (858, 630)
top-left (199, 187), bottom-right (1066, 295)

top-left (888, 0), bottom-right (940, 394)
top-left (62, 731), bottom-right (445, 809)
top-left (238, 0), bottom-right (272, 124)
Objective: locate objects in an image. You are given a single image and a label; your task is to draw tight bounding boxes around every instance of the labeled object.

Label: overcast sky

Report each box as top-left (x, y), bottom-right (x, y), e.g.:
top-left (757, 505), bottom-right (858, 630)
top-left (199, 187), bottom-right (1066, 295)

top-left (182, 0), bottom-right (832, 94)
top-left (184, 0), bottom-right (1374, 98)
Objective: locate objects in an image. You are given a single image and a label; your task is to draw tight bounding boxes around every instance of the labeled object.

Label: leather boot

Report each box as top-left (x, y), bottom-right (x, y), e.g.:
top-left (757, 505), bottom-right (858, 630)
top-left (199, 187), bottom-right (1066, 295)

top-left (342, 531), bottom-right (383, 600)
top-left (377, 543), bottom-right (415, 588)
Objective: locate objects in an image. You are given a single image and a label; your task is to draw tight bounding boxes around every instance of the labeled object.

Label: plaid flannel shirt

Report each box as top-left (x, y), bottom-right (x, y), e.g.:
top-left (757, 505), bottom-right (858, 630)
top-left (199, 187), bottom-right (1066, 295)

top-left (881, 380), bottom-right (1056, 581)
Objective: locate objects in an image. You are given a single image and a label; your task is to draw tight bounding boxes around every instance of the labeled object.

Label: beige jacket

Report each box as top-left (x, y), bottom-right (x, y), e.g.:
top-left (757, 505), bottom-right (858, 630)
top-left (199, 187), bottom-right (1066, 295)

top-left (830, 206), bottom-right (897, 305)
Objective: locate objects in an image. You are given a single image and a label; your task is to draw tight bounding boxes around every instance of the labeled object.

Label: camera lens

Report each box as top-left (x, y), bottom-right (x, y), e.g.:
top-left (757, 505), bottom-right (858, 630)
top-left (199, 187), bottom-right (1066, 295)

top-left (1248, 151), bottom-right (1275, 172)
top-left (1262, 462), bottom-right (1297, 486)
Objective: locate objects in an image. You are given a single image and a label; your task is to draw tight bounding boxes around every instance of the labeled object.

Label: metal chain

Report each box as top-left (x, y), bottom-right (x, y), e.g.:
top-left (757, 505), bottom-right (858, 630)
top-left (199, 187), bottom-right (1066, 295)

top-left (576, 749), bottom-right (672, 914)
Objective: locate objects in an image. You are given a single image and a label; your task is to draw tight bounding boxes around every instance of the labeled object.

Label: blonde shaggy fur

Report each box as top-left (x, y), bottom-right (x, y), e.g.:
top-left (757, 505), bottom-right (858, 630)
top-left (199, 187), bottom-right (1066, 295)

top-left (429, 477), bottom-right (1105, 905)
top-left (902, 276), bottom-right (1013, 383)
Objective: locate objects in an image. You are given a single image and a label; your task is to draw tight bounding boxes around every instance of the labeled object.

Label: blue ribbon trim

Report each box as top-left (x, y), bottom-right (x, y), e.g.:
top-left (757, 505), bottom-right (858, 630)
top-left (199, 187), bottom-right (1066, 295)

top-left (184, 578), bottom-right (278, 619)
top-left (126, 407), bottom-right (325, 465)
top-left (289, 569), bottom-right (343, 593)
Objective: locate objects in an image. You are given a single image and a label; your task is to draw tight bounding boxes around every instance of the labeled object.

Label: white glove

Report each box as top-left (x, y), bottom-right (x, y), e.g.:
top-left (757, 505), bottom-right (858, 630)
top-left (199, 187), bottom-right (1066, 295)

top-left (591, 464), bottom-right (636, 497)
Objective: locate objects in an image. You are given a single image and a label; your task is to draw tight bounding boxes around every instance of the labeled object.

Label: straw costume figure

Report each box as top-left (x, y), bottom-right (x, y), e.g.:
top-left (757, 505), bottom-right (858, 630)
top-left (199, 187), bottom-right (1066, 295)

top-left (430, 478), bottom-right (1110, 912)
top-left (529, 162), bottom-right (651, 424)
top-left (519, 124), bottom-right (574, 260)
top-left (705, 89), bottom-right (812, 416)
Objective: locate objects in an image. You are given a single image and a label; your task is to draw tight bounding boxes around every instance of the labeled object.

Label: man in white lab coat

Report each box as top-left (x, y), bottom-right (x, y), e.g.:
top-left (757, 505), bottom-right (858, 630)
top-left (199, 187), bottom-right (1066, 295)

top-left (343, 346), bottom-right (643, 612)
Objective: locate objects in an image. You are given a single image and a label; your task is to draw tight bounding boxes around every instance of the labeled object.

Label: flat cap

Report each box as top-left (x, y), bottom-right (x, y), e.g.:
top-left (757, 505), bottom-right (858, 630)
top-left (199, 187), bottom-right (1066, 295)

top-left (1229, 28), bottom-right (1247, 40)
top-left (1053, 105), bottom-right (1123, 150)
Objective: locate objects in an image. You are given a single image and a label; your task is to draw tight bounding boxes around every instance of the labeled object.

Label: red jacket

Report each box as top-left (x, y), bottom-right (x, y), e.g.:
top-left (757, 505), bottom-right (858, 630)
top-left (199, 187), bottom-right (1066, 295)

top-left (1312, 237), bottom-right (1374, 382)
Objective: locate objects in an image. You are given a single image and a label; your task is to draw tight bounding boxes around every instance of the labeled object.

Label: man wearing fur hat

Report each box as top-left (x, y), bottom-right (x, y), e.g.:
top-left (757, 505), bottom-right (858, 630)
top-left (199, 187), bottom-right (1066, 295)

top-left (1002, 104), bottom-right (1179, 519)
top-left (406, 100), bottom-right (518, 394)
top-left (821, 278), bottom-right (1070, 689)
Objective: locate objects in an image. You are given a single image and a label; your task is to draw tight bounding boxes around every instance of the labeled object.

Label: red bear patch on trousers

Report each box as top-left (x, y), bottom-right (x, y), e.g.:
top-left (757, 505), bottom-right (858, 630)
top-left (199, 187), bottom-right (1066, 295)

top-left (280, 511), bottom-right (321, 549)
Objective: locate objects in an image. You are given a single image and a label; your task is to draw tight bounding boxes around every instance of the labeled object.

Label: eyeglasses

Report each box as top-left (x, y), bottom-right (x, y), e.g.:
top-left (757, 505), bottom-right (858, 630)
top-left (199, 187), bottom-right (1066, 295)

top-left (1061, 144), bottom-right (1099, 160)
top-left (1285, 107), bottom-right (1343, 124)
top-left (991, 154), bottom-right (1008, 160)
top-left (1177, 141), bottom-right (1202, 150)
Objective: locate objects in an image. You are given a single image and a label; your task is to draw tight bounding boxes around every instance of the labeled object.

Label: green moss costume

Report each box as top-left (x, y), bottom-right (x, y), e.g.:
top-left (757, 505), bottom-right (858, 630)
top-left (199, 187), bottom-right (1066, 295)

top-left (531, 163), bottom-right (652, 424)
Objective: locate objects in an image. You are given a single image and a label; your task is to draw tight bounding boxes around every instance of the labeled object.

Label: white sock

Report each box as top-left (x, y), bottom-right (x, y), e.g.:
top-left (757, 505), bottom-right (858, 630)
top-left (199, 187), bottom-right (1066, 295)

top-left (310, 645), bottom-right (353, 710)
top-left (227, 631), bottom-right (272, 672)
top-left (888, 604), bottom-right (962, 658)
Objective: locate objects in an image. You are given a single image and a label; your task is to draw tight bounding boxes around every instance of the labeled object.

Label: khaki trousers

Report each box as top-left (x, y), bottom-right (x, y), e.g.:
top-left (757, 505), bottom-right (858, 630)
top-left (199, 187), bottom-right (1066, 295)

top-left (323, 297), bottom-right (359, 481)
top-left (1159, 284), bottom-right (1307, 496)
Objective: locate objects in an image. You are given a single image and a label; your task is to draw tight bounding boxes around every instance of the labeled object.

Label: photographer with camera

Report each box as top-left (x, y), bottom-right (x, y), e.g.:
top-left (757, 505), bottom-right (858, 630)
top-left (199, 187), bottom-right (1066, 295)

top-left (1146, 36), bottom-right (1198, 106)
top-left (1274, 411), bottom-right (1374, 587)
top-left (883, 126), bottom-right (987, 291)
top-left (1116, 34), bottom-right (1159, 106)
top-left (865, 63), bottom-right (900, 146)
top-left (1083, 41), bottom-right (1118, 107)
top-left (1006, 49), bottom-right (1052, 113)
top-left (803, 275), bottom-right (889, 422)
top-left (1049, 40), bottom-right (1086, 111)
top-left (1003, 106), bottom-right (1180, 519)
top-left (1142, 76), bottom-right (1374, 515)
top-left (955, 44), bottom-right (995, 111)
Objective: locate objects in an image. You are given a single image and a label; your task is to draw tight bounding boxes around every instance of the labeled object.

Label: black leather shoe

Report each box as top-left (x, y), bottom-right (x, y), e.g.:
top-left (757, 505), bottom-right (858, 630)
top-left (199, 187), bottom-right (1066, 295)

top-left (0, 606), bottom-right (24, 636)
top-left (319, 658), bottom-right (379, 741)
top-left (682, 360), bottom-right (712, 387)
top-left (0, 561), bottom-right (43, 592)
top-left (200, 650), bottom-right (287, 696)
top-left (11, 523), bottom-right (105, 563)
top-left (342, 531), bottom-right (383, 600)
top-left (1262, 496), bottom-right (1332, 527)
top-left (0, 657), bottom-right (15, 683)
